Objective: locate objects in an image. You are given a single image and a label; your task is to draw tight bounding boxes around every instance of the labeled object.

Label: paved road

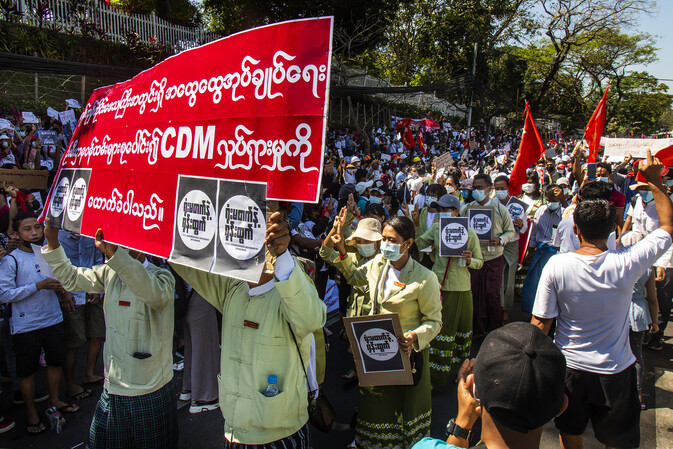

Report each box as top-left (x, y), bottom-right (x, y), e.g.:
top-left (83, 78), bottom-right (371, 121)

top-left (0, 301), bottom-right (671, 448)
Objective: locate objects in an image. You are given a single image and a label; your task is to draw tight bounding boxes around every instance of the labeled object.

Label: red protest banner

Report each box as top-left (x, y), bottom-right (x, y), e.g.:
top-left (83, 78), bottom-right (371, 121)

top-left (44, 17), bottom-right (333, 260)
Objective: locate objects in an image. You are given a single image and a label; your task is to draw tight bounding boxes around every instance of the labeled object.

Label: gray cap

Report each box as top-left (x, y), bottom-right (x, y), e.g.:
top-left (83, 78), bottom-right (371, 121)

top-left (433, 194), bottom-right (460, 209)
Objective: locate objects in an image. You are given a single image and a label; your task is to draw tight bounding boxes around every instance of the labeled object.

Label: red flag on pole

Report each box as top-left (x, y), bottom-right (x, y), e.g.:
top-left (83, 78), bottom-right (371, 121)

top-left (585, 83), bottom-right (611, 163)
top-left (402, 126), bottom-right (416, 149)
top-left (509, 102), bottom-right (545, 197)
top-left (417, 126), bottom-right (427, 154)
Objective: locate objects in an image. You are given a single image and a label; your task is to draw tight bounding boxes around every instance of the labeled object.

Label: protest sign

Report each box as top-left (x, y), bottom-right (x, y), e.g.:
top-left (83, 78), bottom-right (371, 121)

top-left (506, 196), bottom-right (529, 221)
top-left (439, 216), bottom-right (469, 257)
top-left (42, 17), bottom-right (333, 276)
top-left (47, 107), bottom-right (60, 119)
top-left (58, 110), bottom-right (77, 127)
top-left (434, 151), bottom-right (453, 169)
top-left (380, 153), bottom-right (391, 161)
top-left (0, 169), bottom-right (49, 190)
top-left (37, 130), bottom-right (58, 146)
top-left (22, 112), bottom-right (38, 124)
top-left (603, 137), bottom-right (673, 162)
top-left (343, 313), bottom-right (413, 386)
top-left (65, 99), bottom-right (81, 109)
top-left (0, 119), bottom-right (12, 131)
top-left (468, 207), bottom-right (494, 242)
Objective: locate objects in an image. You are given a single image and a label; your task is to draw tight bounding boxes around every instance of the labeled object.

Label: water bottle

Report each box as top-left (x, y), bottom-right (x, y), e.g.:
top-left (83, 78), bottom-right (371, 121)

top-left (262, 375), bottom-right (279, 397)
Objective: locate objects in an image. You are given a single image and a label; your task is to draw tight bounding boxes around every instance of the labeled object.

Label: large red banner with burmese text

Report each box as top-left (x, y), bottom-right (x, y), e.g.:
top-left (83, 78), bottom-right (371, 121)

top-left (43, 17), bottom-right (333, 261)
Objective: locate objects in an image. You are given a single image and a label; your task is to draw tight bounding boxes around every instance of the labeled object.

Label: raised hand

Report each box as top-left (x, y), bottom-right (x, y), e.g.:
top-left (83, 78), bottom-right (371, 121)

top-left (94, 228), bottom-right (118, 259)
top-left (265, 211), bottom-right (290, 256)
top-left (44, 218), bottom-right (60, 250)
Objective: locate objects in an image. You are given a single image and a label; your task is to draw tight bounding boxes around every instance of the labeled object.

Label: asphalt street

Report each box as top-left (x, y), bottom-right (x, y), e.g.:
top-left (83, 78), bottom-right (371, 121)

top-left (0, 301), bottom-right (670, 449)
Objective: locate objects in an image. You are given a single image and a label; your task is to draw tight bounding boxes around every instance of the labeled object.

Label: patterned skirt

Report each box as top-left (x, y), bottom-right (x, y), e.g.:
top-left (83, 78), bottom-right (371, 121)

top-left (429, 290), bottom-right (473, 386)
top-left (89, 381), bottom-right (178, 449)
top-left (355, 349), bottom-right (431, 449)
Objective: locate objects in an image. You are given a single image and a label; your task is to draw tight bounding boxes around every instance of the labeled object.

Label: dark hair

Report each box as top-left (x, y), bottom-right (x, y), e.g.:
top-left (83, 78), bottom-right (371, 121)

top-left (597, 162), bottom-right (612, 175)
top-left (12, 211), bottom-right (38, 234)
top-left (354, 168), bottom-right (368, 183)
top-left (578, 181), bottom-right (612, 202)
top-left (574, 200), bottom-right (615, 241)
top-left (364, 203), bottom-right (385, 218)
top-left (446, 168), bottom-right (462, 186)
top-left (493, 175), bottom-right (509, 186)
top-left (383, 216), bottom-right (419, 261)
top-left (473, 173), bottom-right (493, 186)
top-left (426, 183), bottom-right (446, 198)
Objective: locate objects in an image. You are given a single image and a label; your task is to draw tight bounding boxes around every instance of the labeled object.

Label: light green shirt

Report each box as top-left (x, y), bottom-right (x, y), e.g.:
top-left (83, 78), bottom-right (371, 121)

top-left (319, 245), bottom-right (371, 316)
top-left (460, 198), bottom-right (515, 262)
top-left (43, 246), bottom-right (175, 397)
top-left (416, 223), bottom-right (484, 291)
top-left (171, 256), bottom-right (326, 445)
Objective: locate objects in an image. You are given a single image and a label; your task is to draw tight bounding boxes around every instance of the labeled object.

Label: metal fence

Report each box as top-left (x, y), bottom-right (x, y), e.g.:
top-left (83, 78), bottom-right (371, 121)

top-left (16, 0), bottom-right (219, 52)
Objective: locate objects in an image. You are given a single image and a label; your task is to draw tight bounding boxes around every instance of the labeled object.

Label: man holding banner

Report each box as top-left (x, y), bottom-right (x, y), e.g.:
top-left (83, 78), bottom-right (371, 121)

top-left (171, 211), bottom-right (326, 448)
top-left (42, 220), bottom-right (178, 448)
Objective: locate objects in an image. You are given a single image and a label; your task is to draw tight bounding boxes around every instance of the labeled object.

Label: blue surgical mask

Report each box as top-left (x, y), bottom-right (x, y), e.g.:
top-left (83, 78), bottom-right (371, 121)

top-left (438, 212), bottom-right (453, 219)
top-left (369, 196), bottom-right (382, 204)
top-left (425, 196), bottom-right (437, 207)
top-left (639, 190), bottom-right (654, 203)
top-left (665, 180), bottom-right (673, 187)
top-left (380, 241), bottom-right (405, 261)
top-left (597, 177), bottom-right (609, 183)
top-left (461, 190), bottom-right (471, 198)
top-left (472, 189), bottom-right (486, 202)
top-left (357, 243), bottom-right (377, 258)
top-left (495, 190), bottom-right (508, 200)
top-left (547, 202), bottom-right (561, 211)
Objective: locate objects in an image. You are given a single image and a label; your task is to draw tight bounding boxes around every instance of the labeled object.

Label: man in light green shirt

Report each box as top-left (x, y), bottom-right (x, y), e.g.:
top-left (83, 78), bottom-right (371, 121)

top-left (171, 211), bottom-right (326, 447)
top-left (460, 173), bottom-right (515, 336)
top-left (42, 218), bottom-right (177, 449)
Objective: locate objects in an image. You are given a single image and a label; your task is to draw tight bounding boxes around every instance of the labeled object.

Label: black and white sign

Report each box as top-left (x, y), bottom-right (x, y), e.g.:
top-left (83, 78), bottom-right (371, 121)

top-left (468, 207), bottom-right (494, 242)
top-left (506, 197), bottom-right (529, 221)
top-left (343, 313), bottom-right (413, 386)
top-left (47, 169), bottom-right (75, 229)
top-left (62, 169), bottom-right (91, 233)
top-left (37, 130), bottom-right (58, 146)
top-left (212, 180), bottom-right (267, 282)
top-left (170, 177), bottom-right (267, 282)
top-left (439, 216), bottom-right (469, 257)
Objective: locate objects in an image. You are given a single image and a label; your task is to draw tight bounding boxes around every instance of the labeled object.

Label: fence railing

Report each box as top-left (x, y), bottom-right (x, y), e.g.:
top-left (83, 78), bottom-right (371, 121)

top-left (15, 0), bottom-right (220, 53)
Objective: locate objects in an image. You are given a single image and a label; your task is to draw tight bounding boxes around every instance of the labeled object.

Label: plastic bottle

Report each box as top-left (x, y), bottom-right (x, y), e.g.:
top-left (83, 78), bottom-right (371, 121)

top-left (262, 375), bottom-right (279, 397)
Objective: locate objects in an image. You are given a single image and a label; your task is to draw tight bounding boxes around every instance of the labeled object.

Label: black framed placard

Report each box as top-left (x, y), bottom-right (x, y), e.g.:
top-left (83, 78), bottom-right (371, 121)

top-left (343, 313), bottom-right (413, 386)
top-left (468, 207), bottom-right (494, 242)
top-left (439, 216), bottom-right (469, 257)
top-left (506, 197), bottom-right (529, 221)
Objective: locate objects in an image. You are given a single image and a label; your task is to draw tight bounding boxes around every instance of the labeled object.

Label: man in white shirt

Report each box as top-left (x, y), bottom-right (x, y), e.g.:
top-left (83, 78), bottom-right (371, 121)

top-left (531, 150), bottom-right (673, 449)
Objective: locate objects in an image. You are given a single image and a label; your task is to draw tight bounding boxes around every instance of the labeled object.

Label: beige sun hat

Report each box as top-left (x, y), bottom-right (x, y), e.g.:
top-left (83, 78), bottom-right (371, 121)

top-left (346, 218), bottom-right (383, 242)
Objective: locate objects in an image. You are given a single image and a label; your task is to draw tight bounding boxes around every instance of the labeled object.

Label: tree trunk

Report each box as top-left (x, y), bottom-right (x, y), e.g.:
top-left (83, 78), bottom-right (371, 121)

top-left (347, 96), bottom-right (370, 153)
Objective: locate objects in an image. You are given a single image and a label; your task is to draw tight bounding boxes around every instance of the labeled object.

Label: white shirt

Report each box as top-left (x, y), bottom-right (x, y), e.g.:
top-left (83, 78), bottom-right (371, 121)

top-left (625, 195), bottom-right (673, 267)
top-left (533, 228), bottom-right (672, 374)
top-left (554, 216), bottom-right (617, 254)
top-left (344, 171), bottom-right (356, 184)
top-left (383, 265), bottom-right (403, 300)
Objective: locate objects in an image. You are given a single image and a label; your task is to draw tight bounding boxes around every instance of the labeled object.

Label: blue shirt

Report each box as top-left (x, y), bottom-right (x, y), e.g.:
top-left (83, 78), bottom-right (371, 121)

top-left (412, 437), bottom-right (461, 449)
top-left (59, 230), bottom-right (104, 304)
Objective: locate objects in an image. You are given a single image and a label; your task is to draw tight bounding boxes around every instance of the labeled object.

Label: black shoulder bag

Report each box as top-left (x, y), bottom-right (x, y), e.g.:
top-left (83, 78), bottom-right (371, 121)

top-left (287, 325), bottom-right (336, 433)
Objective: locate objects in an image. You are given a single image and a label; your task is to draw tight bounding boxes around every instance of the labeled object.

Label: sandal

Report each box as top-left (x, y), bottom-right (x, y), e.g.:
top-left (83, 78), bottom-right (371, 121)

top-left (69, 388), bottom-right (92, 400)
top-left (57, 403), bottom-right (80, 414)
top-left (26, 422), bottom-right (46, 435)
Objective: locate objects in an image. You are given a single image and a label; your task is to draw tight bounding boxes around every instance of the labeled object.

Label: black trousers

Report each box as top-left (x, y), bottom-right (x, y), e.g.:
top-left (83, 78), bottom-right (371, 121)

top-left (653, 267), bottom-right (673, 341)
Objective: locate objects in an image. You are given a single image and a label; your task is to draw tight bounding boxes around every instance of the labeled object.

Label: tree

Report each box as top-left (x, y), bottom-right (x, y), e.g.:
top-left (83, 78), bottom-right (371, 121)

top-left (110, 0), bottom-right (201, 27)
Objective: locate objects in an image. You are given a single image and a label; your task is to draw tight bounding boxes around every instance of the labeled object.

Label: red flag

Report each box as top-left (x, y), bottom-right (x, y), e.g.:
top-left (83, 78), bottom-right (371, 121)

top-left (585, 83), bottom-right (611, 163)
top-left (509, 103), bottom-right (545, 196)
top-left (417, 126), bottom-right (426, 154)
top-left (402, 126), bottom-right (416, 149)
top-left (634, 145), bottom-right (673, 183)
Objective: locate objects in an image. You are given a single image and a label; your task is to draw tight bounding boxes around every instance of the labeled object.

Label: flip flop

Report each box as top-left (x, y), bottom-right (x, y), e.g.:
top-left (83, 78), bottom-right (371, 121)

top-left (83, 377), bottom-right (104, 385)
top-left (26, 422), bottom-right (46, 435)
top-left (69, 388), bottom-right (92, 400)
top-left (57, 403), bottom-right (80, 414)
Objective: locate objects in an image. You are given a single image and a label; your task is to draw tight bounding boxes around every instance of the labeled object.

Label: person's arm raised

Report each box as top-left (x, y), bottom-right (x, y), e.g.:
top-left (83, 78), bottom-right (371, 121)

top-left (640, 149), bottom-right (673, 237)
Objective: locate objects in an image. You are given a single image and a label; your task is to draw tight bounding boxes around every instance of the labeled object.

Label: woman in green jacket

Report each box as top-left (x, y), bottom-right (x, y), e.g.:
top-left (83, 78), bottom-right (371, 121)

top-left (327, 216), bottom-right (442, 449)
top-left (415, 194), bottom-right (484, 387)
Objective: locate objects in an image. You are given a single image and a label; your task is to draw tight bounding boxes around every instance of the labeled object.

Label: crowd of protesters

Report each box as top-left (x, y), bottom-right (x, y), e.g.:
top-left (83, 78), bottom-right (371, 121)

top-left (0, 106), bottom-right (670, 449)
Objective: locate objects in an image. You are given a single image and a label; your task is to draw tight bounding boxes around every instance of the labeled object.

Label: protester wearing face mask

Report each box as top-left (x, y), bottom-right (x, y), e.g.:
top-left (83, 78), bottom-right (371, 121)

top-left (519, 172), bottom-right (544, 216)
top-left (416, 195), bottom-right (483, 386)
top-left (414, 184), bottom-right (448, 269)
top-left (521, 185), bottom-right (564, 313)
top-left (0, 133), bottom-right (17, 166)
top-left (458, 178), bottom-right (473, 206)
top-left (329, 216), bottom-right (441, 449)
top-left (460, 174), bottom-right (515, 336)
top-left (596, 162), bottom-right (626, 231)
top-left (344, 163), bottom-right (357, 184)
top-left (493, 176), bottom-right (528, 324)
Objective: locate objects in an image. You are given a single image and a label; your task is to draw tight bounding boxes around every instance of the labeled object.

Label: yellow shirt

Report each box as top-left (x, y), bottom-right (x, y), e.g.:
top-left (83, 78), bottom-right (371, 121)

top-left (43, 246), bottom-right (175, 397)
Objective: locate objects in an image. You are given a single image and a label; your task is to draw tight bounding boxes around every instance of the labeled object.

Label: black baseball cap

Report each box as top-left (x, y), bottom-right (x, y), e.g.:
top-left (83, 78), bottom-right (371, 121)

top-left (339, 183), bottom-right (358, 201)
top-left (474, 322), bottom-right (566, 433)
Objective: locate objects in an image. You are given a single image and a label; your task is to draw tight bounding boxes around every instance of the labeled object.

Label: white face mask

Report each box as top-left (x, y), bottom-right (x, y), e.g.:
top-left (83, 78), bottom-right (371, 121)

top-left (446, 186), bottom-right (455, 194)
top-left (522, 183), bottom-right (535, 194)
top-left (495, 190), bottom-right (508, 200)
